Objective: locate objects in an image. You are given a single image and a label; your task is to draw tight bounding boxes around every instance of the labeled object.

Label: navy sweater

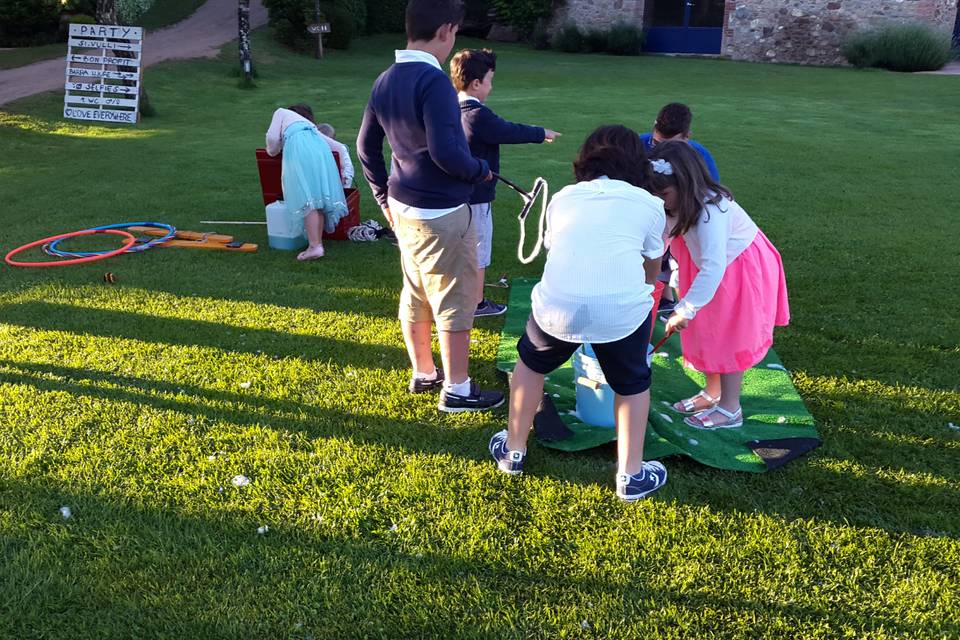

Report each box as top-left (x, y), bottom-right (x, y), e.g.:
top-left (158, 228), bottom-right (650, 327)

top-left (460, 100), bottom-right (545, 204)
top-left (357, 61), bottom-right (490, 210)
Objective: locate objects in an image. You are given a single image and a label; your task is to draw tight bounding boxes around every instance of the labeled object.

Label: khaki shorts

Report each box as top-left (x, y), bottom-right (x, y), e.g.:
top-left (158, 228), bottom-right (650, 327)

top-left (394, 205), bottom-right (479, 332)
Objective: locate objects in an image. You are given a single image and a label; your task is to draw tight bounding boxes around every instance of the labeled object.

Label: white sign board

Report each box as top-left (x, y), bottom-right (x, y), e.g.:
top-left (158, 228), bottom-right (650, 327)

top-left (64, 23), bottom-right (144, 125)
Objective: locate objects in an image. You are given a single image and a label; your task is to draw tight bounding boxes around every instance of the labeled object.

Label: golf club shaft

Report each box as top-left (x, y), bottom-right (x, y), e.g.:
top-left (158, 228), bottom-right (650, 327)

top-left (651, 330), bottom-right (673, 353)
top-left (493, 172), bottom-right (530, 198)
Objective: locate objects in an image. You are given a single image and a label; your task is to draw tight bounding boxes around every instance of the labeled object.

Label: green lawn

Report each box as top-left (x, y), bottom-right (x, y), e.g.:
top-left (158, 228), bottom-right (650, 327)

top-left (0, 42), bottom-right (66, 70)
top-left (0, 0), bottom-right (206, 70)
top-left (1, 31), bottom-right (959, 639)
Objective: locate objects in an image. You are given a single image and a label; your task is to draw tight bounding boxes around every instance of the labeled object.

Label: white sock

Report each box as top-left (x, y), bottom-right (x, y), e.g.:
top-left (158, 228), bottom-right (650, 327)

top-left (413, 368), bottom-right (438, 381)
top-left (443, 377), bottom-right (471, 396)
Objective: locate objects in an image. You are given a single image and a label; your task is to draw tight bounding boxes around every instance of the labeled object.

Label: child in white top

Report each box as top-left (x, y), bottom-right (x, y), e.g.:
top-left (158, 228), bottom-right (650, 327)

top-left (317, 123), bottom-right (355, 189)
top-left (649, 141), bottom-right (790, 429)
top-left (489, 125), bottom-right (669, 502)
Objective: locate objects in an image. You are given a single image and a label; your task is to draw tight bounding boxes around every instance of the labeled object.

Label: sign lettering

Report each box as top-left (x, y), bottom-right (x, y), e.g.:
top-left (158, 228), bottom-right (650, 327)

top-left (64, 23), bottom-right (143, 125)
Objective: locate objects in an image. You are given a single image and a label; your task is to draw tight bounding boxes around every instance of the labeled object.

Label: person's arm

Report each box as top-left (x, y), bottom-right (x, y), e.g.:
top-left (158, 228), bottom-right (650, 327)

top-left (339, 146), bottom-right (355, 188)
top-left (473, 106), bottom-right (548, 145)
top-left (265, 109), bottom-right (285, 157)
top-left (674, 204), bottom-right (728, 320)
top-left (356, 101), bottom-right (390, 210)
top-left (423, 76), bottom-right (489, 183)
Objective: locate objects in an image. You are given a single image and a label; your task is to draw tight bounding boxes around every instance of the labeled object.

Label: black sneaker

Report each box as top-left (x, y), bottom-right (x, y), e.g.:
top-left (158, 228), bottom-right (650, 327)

top-left (616, 461), bottom-right (668, 502)
top-left (408, 368), bottom-right (444, 394)
top-left (488, 429), bottom-right (525, 475)
top-left (438, 381), bottom-right (505, 413)
top-left (475, 299), bottom-right (507, 317)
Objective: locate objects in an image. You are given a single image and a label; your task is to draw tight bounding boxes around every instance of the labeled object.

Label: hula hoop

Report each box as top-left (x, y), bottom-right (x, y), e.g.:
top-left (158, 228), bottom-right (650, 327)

top-left (6, 229), bottom-right (136, 268)
top-left (45, 221), bottom-right (176, 257)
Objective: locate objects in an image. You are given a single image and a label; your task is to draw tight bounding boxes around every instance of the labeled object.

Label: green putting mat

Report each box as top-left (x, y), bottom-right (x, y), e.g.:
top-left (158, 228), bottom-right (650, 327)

top-left (496, 278), bottom-right (821, 473)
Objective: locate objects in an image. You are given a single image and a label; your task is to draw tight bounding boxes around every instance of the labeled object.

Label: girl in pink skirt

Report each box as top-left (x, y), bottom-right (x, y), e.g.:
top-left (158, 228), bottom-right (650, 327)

top-left (648, 141), bottom-right (790, 429)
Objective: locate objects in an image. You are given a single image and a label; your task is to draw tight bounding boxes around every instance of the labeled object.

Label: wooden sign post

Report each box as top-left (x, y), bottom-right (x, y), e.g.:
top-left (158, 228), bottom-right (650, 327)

top-left (63, 24), bottom-right (143, 124)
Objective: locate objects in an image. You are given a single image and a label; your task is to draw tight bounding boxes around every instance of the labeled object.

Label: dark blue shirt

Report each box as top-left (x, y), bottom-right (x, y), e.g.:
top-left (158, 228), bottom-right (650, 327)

top-left (460, 99), bottom-right (545, 204)
top-left (640, 133), bottom-right (720, 181)
top-left (357, 60), bottom-right (490, 210)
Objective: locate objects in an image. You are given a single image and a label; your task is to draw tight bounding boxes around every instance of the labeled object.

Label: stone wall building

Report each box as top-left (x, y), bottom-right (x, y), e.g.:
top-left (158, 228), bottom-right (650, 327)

top-left (551, 0), bottom-right (959, 65)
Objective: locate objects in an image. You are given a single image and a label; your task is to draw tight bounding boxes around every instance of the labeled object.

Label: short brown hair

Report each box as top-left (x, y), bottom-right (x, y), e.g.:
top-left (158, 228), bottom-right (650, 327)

top-left (406, 0), bottom-right (465, 42)
top-left (654, 103), bottom-right (692, 138)
top-left (573, 124), bottom-right (651, 189)
top-left (449, 48), bottom-right (496, 92)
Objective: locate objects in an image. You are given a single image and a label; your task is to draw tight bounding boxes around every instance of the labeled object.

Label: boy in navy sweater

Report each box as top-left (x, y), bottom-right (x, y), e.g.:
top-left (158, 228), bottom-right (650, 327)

top-left (357, 0), bottom-right (503, 413)
top-left (450, 48), bottom-right (560, 317)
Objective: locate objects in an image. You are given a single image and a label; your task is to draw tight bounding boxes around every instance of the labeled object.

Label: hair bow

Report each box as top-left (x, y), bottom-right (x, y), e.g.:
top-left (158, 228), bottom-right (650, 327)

top-left (650, 159), bottom-right (674, 175)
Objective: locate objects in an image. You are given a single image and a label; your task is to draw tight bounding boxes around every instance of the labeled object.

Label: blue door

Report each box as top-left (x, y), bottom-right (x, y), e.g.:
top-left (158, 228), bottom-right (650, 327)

top-left (645, 0), bottom-right (725, 54)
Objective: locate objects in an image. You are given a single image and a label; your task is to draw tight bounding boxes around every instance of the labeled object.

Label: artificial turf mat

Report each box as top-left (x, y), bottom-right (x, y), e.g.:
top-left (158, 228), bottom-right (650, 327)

top-left (496, 278), bottom-right (821, 472)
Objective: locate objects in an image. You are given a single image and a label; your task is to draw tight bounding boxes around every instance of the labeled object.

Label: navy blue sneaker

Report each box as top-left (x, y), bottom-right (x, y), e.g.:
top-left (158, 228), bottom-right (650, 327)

top-left (475, 299), bottom-right (507, 317)
top-left (408, 367), bottom-right (444, 394)
top-left (438, 381), bottom-right (505, 413)
top-left (616, 461), bottom-right (668, 501)
top-left (488, 429), bottom-right (525, 475)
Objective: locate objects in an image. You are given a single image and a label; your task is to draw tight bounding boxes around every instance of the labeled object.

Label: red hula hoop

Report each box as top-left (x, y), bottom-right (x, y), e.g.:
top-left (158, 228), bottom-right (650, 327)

top-left (5, 229), bottom-right (137, 268)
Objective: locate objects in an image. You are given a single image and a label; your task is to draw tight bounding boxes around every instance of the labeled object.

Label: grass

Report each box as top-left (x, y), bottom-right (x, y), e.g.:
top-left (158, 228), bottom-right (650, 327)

top-left (0, 42), bottom-right (67, 71)
top-left (0, 0), bottom-right (207, 70)
top-left (1, 30), bottom-right (959, 638)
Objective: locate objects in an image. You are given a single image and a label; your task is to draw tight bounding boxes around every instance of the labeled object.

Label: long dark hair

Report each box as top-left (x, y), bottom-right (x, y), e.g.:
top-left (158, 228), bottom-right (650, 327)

top-left (648, 140), bottom-right (732, 237)
top-left (573, 124), bottom-right (651, 189)
top-left (287, 103), bottom-right (315, 124)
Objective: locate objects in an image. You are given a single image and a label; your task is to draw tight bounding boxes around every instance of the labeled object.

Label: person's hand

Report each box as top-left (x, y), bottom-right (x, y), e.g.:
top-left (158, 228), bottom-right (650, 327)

top-left (543, 129), bottom-right (562, 143)
top-left (382, 207), bottom-right (394, 228)
top-left (665, 313), bottom-right (688, 335)
top-left (485, 170), bottom-right (495, 182)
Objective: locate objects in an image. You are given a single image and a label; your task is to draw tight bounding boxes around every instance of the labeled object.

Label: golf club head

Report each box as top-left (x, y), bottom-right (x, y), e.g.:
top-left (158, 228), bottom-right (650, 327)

top-left (518, 177), bottom-right (547, 221)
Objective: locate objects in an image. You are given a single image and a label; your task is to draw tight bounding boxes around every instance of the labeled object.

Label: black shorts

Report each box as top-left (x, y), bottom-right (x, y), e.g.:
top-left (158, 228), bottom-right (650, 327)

top-left (516, 312), bottom-right (653, 396)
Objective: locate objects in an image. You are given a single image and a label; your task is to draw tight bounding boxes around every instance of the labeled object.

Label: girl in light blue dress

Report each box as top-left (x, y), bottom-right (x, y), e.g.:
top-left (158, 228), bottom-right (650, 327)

top-left (265, 103), bottom-right (348, 260)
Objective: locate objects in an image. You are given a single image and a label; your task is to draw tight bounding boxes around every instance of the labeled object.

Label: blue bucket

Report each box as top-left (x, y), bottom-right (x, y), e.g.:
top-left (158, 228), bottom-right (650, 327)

top-left (572, 343), bottom-right (655, 428)
top-left (573, 345), bottom-right (615, 428)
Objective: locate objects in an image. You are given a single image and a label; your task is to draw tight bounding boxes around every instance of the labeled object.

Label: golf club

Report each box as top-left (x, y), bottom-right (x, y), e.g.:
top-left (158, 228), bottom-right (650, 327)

top-left (493, 172), bottom-right (549, 264)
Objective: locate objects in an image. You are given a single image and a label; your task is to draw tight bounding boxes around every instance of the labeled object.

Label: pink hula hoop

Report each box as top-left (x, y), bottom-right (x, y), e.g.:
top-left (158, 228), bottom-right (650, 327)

top-left (5, 229), bottom-right (137, 268)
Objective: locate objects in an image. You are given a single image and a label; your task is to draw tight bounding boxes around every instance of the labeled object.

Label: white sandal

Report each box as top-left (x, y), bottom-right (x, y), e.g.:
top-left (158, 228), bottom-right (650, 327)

top-left (684, 406), bottom-right (743, 430)
top-left (672, 390), bottom-right (720, 415)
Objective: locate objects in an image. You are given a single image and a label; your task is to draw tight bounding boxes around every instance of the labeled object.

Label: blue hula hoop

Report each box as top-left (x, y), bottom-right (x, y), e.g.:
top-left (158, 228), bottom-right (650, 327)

top-left (45, 222), bottom-right (176, 257)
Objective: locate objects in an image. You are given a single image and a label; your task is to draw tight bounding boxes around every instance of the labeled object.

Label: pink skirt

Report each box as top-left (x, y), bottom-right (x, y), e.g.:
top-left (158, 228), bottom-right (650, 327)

top-left (671, 230), bottom-right (790, 373)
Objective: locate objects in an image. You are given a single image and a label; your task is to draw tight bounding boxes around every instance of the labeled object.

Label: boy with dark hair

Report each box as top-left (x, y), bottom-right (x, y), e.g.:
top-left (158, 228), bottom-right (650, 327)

top-left (357, 0), bottom-right (504, 413)
top-left (640, 102), bottom-right (719, 182)
top-left (640, 102), bottom-right (719, 315)
top-left (450, 48), bottom-right (560, 317)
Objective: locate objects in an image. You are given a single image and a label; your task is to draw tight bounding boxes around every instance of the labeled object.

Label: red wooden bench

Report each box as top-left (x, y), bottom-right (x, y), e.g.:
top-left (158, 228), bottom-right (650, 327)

top-left (255, 148), bottom-right (360, 241)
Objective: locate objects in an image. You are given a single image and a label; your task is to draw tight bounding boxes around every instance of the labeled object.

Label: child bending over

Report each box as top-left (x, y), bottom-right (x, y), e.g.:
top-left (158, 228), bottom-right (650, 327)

top-left (489, 125), bottom-right (668, 502)
top-left (649, 141), bottom-right (790, 429)
top-left (265, 103), bottom-right (348, 261)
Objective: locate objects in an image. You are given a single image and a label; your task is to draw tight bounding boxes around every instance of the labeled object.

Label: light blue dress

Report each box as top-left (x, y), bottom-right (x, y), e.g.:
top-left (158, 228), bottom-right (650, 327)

top-left (282, 121), bottom-right (348, 234)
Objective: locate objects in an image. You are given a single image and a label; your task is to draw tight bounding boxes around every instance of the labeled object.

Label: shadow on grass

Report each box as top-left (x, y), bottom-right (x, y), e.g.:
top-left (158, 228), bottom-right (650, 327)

top-left (2, 359), bottom-right (957, 538)
top-left (0, 301), bottom-right (407, 369)
top-left (1, 475), bottom-right (955, 639)
top-left (0, 359), bottom-right (501, 462)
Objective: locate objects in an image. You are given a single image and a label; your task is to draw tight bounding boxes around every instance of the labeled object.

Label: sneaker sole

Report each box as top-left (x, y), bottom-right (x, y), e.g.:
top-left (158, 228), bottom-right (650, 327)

top-left (617, 482), bottom-right (666, 501)
top-left (438, 397), bottom-right (506, 413)
top-left (496, 465), bottom-right (523, 476)
top-left (474, 310), bottom-right (508, 317)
